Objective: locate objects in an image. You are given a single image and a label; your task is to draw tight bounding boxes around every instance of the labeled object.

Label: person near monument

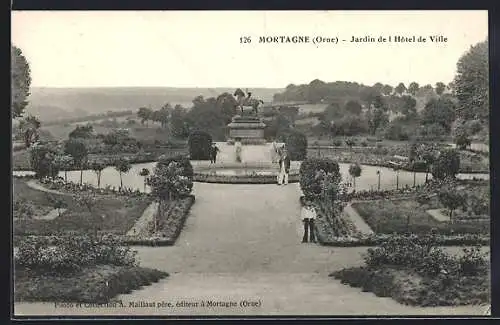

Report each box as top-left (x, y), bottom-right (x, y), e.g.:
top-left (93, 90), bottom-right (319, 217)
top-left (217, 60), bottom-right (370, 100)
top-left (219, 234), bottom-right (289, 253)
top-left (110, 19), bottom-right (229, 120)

top-left (301, 200), bottom-right (317, 243)
top-left (271, 140), bottom-right (279, 163)
top-left (277, 148), bottom-right (290, 185)
top-left (210, 144), bottom-right (220, 164)
top-left (235, 139), bottom-right (242, 163)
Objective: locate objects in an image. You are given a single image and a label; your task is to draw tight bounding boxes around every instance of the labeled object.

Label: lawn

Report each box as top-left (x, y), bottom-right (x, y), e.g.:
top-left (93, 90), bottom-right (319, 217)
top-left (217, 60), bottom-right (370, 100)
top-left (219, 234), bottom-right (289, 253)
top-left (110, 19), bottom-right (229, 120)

top-left (12, 150), bottom-right (31, 170)
top-left (351, 194), bottom-right (490, 235)
top-left (13, 178), bottom-right (153, 236)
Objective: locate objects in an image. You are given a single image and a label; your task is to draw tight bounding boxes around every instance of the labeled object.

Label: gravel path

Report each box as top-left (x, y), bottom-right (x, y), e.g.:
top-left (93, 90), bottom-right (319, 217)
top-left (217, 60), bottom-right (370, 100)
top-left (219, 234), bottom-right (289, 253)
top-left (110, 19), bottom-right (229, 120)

top-left (126, 202), bottom-right (159, 236)
top-left (15, 182), bottom-right (489, 316)
top-left (342, 204), bottom-right (374, 235)
top-left (25, 180), bottom-right (69, 196)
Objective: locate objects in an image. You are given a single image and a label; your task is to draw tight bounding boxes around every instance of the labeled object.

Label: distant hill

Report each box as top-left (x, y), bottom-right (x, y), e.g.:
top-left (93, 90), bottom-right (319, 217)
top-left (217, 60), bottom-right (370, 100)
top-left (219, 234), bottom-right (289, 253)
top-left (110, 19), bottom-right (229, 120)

top-left (25, 87), bottom-right (283, 122)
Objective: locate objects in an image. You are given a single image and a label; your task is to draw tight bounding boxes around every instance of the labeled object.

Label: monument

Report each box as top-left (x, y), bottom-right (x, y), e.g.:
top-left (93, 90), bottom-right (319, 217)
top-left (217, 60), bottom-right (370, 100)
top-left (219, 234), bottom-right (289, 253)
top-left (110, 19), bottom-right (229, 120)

top-left (227, 89), bottom-right (267, 145)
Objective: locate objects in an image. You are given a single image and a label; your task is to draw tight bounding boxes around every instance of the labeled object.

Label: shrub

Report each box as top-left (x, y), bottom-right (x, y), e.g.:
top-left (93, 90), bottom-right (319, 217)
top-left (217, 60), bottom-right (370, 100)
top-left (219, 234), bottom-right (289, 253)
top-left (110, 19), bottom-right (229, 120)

top-left (280, 129), bottom-right (308, 160)
top-left (459, 245), bottom-right (488, 276)
top-left (15, 235), bottom-right (138, 275)
top-left (333, 139), bottom-right (343, 147)
top-left (187, 130), bottom-right (212, 160)
top-left (299, 158), bottom-right (341, 200)
top-left (29, 143), bottom-right (60, 179)
top-left (364, 233), bottom-right (439, 270)
top-left (363, 233), bottom-right (488, 278)
top-left (13, 198), bottom-right (35, 219)
top-left (157, 155), bottom-right (194, 180)
top-left (384, 123), bottom-right (410, 141)
top-left (147, 161), bottom-right (193, 201)
top-left (432, 149), bottom-right (461, 180)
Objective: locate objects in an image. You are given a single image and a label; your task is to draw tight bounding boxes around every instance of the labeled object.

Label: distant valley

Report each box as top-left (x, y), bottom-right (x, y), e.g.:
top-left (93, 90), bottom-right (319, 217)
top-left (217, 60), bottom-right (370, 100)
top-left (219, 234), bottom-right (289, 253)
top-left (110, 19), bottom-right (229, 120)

top-left (25, 87), bottom-right (283, 122)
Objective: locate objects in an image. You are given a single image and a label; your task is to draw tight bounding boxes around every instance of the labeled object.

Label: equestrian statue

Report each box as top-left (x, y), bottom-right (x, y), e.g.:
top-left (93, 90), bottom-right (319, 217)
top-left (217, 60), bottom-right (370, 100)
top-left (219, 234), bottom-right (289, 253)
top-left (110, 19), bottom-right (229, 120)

top-left (233, 88), bottom-right (264, 116)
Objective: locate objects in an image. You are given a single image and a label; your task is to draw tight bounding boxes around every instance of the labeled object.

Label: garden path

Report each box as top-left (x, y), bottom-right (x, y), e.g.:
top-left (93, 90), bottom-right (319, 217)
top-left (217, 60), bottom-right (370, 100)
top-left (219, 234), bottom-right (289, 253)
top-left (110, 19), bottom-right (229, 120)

top-left (126, 202), bottom-right (159, 236)
top-left (25, 180), bottom-right (69, 196)
top-left (342, 204), bottom-right (374, 235)
top-left (15, 182), bottom-right (488, 316)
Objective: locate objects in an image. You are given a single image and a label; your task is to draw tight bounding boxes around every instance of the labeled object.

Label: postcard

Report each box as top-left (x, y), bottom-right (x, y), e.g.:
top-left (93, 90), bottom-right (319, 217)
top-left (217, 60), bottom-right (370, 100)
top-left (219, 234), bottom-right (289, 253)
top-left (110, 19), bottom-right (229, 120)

top-left (11, 10), bottom-right (490, 317)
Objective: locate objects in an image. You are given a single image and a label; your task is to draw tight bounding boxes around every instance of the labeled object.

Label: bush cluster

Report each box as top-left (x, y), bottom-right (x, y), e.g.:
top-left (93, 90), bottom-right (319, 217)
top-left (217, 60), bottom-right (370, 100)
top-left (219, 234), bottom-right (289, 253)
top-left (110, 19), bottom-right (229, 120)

top-left (187, 130), bottom-right (213, 160)
top-left (15, 234), bottom-right (138, 275)
top-left (364, 233), bottom-right (488, 277)
top-left (39, 177), bottom-right (147, 198)
top-left (299, 157), bottom-right (341, 200)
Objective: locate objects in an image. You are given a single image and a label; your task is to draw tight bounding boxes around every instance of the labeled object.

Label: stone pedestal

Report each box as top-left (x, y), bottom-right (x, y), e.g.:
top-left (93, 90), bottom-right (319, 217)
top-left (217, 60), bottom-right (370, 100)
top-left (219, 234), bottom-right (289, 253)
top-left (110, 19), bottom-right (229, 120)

top-left (227, 115), bottom-right (266, 145)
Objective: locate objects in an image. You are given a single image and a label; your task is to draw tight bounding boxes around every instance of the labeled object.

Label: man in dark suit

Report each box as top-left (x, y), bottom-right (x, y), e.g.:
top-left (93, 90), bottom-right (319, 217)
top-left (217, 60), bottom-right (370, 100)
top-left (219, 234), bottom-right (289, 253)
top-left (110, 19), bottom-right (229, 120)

top-left (210, 144), bottom-right (220, 164)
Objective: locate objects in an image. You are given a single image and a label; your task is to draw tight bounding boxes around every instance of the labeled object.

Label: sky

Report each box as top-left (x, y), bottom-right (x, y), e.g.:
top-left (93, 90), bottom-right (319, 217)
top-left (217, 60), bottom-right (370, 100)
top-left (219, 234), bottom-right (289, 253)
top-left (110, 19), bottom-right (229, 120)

top-left (11, 10), bottom-right (488, 88)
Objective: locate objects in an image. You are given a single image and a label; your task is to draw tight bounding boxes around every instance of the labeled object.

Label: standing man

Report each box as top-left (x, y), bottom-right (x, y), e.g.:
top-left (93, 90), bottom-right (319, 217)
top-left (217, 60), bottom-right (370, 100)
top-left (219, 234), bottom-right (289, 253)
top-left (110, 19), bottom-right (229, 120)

top-left (211, 144), bottom-right (220, 164)
top-left (301, 200), bottom-right (317, 243)
top-left (277, 148), bottom-right (291, 185)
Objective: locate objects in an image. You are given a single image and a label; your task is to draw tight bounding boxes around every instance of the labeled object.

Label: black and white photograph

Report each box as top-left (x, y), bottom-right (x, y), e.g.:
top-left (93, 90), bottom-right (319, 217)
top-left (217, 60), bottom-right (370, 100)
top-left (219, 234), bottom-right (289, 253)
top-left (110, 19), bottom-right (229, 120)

top-left (11, 10), bottom-right (490, 316)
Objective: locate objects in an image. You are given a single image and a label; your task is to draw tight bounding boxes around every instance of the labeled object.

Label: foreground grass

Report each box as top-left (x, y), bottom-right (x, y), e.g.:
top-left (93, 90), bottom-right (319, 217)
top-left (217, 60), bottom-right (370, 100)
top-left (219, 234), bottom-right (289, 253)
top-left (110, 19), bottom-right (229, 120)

top-left (331, 266), bottom-right (489, 307)
top-left (13, 178), bottom-right (153, 235)
top-left (15, 265), bottom-right (168, 303)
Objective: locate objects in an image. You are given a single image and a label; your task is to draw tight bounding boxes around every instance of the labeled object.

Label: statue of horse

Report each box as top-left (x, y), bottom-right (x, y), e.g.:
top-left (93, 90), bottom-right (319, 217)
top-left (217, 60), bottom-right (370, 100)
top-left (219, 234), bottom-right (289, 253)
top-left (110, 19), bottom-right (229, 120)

top-left (234, 89), bottom-right (264, 115)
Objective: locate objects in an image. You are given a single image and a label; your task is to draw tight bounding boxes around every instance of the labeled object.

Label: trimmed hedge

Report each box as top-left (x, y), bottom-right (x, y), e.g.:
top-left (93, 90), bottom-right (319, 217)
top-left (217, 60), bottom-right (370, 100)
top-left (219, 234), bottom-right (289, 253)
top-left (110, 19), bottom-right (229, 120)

top-left (299, 157), bottom-right (341, 200)
top-left (281, 129), bottom-right (308, 161)
top-left (188, 130), bottom-right (213, 160)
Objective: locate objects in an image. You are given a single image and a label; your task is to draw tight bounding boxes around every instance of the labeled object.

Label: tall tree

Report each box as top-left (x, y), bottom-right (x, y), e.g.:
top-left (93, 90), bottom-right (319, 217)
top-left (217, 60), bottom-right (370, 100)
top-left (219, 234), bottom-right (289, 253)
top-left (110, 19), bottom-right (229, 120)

top-left (367, 107), bottom-right (388, 135)
top-left (91, 160), bottom-right (107, 188)
top-left (372, 82), bottom-right (384, 94)
top-left (114, 157), bottom-right (132, 190)
top-left (344, 100), bottom-right (363, 115)
top-left (454, 40), bottom-right (488, 122)
top-left (401, 95), bottom-right (417, 118)
top-left (64, 139), bottom-right (88, 185)
top-left (381, 84), bottom-right (393, 96)
top-left (394, 82), bottom-right (407, 96)
top-left (18, 115), bottom-right (41, 148)
top-left (11, 45), bottom-right (32, 118)
top-left (408, 82), bottom-right (420, 96)
top-left (137, 107), bottom-right (153, 126)
top-left (421, 98), bottom-right (456, 132)
top-left (139, 168), bottom-right (150, 192)
top-left (53, 154), bottom-right (73, 182)
top-left (348, 163), bottom-right (362, 191)
top-left (432, 149), bottom-right (460, 180)
top-left (435, 82), bottom-right (446, 96)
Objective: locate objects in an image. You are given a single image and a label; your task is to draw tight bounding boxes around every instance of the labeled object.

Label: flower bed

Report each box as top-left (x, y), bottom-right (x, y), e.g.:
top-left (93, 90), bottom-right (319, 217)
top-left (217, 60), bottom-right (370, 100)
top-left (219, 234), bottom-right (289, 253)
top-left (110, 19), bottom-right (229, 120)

top-left (307, 147), bottom-right (489, 173)
top-left (330, 234), bottom-right (490, 306)
top-left (151, 195), bottom-right (196, 243)
top-left (14, 235), bottom-right (168, 303)
top-left (352, 198), bottom-right (490, 236)
top-left (13, 178), bottom-right (154, 236)
top-left (193, 173), bottom-right (300, 184)
top-left (299, 196), bottom-right (361, 243)
top-left (38, 177), bottom-right (150, 198)
top-left (317, 233), bottom-right (490, 247)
